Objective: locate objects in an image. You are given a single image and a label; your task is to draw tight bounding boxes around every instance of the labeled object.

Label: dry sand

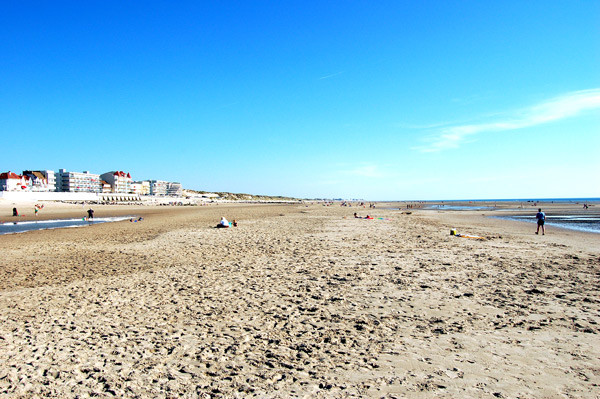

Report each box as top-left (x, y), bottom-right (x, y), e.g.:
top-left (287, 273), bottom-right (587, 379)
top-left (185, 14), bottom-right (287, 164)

top-left (0, 201), bottom-right (598, 398)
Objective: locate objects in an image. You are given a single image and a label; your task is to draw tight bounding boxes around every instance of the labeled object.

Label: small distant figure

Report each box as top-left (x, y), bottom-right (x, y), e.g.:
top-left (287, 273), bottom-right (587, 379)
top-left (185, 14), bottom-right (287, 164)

top-left (12, 207), bottom-right (19, 217)
top-left (87, 208), bottom-right (94, 220)
top-left (232, 219), bottom-right (238, 227)
top-left (535, 208), bottom-right (545, 235)
top-left (34, 204), bottom-right (43, 216)
top-left (216, 217), bottom-right (230, 228)
top-left (354, 212), bottom-right (359, 218)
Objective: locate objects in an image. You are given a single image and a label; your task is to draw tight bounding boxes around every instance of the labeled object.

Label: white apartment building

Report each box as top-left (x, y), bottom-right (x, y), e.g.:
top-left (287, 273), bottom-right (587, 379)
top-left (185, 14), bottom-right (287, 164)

top-left (101, 180), bottom-right (112, 193)
top-left (100, 171), bottom-right (133, 194)
top-left (57, 169), bottom-right (101, 193)
top-left (22, 170), bottom-right (56, 192)
top-left (131, 181), bottom-right (150, 196)
top-left (166, 182), bottom-right (182, 196)
top-left (149, 180), bottom-right (167, 196)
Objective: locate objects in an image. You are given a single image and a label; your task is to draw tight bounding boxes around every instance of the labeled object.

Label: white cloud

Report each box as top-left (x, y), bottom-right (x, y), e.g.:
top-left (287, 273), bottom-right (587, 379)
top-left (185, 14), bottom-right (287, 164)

top-left (415, 88), bottom-right (600, 153)
top-left (319, 71), bottom-right (344, 80)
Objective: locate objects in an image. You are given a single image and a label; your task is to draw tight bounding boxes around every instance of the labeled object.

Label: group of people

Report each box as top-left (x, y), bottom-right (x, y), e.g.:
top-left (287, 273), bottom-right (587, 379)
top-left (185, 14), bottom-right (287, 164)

top-left (12, 204), bottom-right (45, 217)
top-left (353, 208), bottom-right (550, 235)
top-left (7, 204), bottom-right (555, 236)
top-left (339, 202), bottom-right (377, 208)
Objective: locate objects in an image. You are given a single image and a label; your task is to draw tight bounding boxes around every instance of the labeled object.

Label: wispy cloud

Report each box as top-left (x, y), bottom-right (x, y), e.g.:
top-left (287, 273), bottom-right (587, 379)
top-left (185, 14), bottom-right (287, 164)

top-left (415, 88), bottom-right (600, 153)
top-left (319, 71), bottom-right (344, 80)
top-left (326, 163), bottom-right (391, 180)
top-left (343, 164), bottom-right (384, 178)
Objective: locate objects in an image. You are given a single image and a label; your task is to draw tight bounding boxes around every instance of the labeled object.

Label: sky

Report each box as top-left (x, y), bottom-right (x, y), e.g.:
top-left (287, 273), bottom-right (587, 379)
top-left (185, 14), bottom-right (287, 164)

top-left (1, 1), bottom-right (599, 200)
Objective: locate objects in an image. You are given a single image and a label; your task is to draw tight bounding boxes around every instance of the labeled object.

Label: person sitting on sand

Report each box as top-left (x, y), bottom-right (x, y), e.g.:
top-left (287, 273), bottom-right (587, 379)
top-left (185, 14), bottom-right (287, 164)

top-left (232, 220), bottom-right (238, 227)
top-left (216, 217), bottom-right (230, 228)
top-left (535, 208), bottom-right (545, 235)
top-left (354, 212), bottom-right (359, 218)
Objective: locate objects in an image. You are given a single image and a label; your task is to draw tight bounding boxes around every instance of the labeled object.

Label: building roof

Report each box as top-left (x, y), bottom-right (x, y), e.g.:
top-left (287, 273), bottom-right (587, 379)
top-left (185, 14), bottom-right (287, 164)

top-left (0, 172), bottom-right (21, 179)
top-left (111, 171), bottom-right (132, 179)
top-left (26, 171), bottom-right (46, 180)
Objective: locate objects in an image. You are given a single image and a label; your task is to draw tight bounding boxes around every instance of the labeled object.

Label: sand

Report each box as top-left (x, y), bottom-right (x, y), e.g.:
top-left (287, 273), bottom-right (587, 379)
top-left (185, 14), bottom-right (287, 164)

top-left (0, 201), bottom-right (598, 398)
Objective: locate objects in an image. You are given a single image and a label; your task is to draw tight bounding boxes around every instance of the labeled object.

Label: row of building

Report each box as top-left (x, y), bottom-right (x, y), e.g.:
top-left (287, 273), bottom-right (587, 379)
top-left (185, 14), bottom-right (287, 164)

top-left (0, 169), bottom-right (182, 196)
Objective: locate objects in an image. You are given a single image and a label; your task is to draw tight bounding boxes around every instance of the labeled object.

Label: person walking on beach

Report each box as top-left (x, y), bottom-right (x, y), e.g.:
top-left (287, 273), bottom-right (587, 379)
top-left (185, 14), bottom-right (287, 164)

top-left (535, 208), bottom-right (545, 235)
top-left (87, 208), bottom-right (94, 220)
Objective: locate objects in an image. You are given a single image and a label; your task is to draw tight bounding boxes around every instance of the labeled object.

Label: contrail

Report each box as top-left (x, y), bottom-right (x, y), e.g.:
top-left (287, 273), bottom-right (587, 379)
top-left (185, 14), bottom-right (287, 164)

top-left (319, 71), bottom-right (344, 80)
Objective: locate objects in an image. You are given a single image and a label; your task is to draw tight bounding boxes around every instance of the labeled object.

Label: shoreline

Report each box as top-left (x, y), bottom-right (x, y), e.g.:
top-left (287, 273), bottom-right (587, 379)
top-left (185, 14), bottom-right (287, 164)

top-left (3, 199), bottom-right (599, 240)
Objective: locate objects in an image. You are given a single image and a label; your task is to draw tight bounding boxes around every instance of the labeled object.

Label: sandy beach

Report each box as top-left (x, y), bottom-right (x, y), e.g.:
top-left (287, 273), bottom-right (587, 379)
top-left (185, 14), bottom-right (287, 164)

top-left (0, 201), bottom-right (598, 398)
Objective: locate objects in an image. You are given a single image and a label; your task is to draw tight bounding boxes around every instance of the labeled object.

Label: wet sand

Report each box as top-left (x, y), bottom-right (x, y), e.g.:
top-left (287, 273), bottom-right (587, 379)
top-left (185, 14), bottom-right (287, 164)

top-left (0, 202), bottom-right (598, 398)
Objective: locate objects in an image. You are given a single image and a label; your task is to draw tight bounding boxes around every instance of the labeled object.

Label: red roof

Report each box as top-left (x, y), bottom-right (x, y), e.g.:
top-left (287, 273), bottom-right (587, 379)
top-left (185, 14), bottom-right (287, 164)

top-left (0, 172), bottom-right (21, 179)
top-left (112, 171), bottom-right (131, 178)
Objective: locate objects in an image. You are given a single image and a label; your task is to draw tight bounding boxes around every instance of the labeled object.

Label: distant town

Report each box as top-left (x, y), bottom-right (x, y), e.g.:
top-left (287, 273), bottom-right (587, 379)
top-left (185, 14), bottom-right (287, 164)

top-left (1, 169), bottom-right (181, 196)
top-left (0, 169), bottom-right (298, 203)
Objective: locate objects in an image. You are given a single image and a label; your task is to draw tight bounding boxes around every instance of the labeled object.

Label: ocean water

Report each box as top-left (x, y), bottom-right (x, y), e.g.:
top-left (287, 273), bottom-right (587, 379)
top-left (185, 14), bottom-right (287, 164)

top-left (425, 197), bottom-right (600, 203)
top-left (426, 205), bottom-right (495, 211)
top-left (0, 216), bottom-right (134, 235)
top-left (493, 214), bottom-right (600, 234)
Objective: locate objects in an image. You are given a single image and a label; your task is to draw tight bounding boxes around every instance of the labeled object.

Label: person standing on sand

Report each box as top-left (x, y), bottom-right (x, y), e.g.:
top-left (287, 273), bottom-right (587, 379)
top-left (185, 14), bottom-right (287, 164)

top-left (535, 208), bottom-right (545, 235)
top-left (87, 208), bottom-right (94, 220)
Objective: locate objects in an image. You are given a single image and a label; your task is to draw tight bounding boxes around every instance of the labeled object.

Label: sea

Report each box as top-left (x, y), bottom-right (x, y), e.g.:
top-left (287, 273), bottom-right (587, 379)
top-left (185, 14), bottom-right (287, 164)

top-left (0, 216), bottom-right (135, 235)
top-left (424, 197), bottom-right (599, 206)
top-left (492, 214), bottom-right (600, 234)
top-left (420, 198), bottom-right (600, 234)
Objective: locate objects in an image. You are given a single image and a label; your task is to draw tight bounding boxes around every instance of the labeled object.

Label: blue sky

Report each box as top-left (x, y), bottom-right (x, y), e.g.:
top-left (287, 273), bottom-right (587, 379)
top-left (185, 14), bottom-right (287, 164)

top-left (1, 1), bottom-right (599, 200)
